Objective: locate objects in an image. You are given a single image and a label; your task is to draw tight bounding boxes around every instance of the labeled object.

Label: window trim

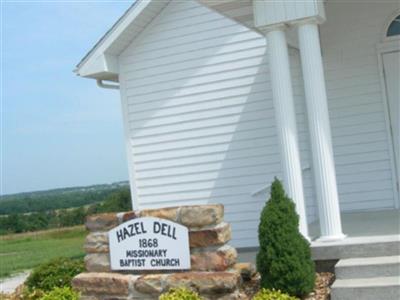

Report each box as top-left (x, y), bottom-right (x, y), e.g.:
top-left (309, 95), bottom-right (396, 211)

top-left (383, 10), bottom-right (400, 41)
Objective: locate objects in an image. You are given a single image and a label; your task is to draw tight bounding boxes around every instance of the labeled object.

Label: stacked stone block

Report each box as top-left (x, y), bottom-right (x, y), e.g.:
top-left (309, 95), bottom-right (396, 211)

top-left (72, 204), bottom-right (251, 299)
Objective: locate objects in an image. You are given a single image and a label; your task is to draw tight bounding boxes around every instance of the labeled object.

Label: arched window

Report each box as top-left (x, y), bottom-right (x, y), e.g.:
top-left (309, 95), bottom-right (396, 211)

top-left (387, 14), bottom-right (400, 37)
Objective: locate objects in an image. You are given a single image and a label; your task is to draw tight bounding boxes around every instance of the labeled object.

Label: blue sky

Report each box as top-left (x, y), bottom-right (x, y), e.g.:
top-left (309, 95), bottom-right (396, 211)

top-left (2, 1), bottom-right (133, 194)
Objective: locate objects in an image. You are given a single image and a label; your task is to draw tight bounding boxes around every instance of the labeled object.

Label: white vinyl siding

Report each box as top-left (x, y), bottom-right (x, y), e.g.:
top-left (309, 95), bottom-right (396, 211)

top-left (117, 0), bottom-right (398, 248)
top-left (322, 0), bottom-right (398, 211)
top-left (118, 0), bottom-right (314, 248)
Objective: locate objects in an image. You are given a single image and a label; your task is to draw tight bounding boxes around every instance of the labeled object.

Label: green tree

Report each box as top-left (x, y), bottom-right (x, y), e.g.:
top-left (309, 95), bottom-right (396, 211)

top-left (9, 213), bottom-right (27, 233)
top-left (72, 207), bottom-right (86, 225)
top-left (0, 187), bottom-right (132, 234)
top-left (95, 188), bottom-right (131, 213)
top-left (256, 178), bottom-right (315, 297)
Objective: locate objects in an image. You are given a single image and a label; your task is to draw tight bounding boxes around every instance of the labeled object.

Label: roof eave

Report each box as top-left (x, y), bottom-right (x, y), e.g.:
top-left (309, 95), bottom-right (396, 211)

top-left (74, 0), bottom-right (151, 80)
top-left (74, 53), bottom-right (119, 82)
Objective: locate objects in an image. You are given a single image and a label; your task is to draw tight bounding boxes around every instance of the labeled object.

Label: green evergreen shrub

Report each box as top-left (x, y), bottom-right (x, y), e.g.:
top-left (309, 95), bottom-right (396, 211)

top-left (25, 257), bottom-right (84, 292)
top-left (253, 288), bottom-right (299, 300)
top-left (39, 287), bottom-right (79, 300)
top-left (256, 178), bottom-right (315, 297)
top-left (159, 287), bottom-right (202, 300)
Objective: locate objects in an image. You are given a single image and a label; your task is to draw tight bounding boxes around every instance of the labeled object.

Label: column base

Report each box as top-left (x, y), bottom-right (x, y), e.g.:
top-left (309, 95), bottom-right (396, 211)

top-left (316, 234), bottom-right (347, 243)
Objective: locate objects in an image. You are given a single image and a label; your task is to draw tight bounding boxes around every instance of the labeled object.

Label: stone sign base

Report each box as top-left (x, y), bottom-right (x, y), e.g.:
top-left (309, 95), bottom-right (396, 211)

top-left (72, 204), bottom-right (257, 300)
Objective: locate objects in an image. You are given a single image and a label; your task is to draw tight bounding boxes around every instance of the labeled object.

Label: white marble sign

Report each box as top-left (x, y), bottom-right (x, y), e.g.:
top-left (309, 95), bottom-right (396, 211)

top-left (108, 217), bottom-right (191, 270)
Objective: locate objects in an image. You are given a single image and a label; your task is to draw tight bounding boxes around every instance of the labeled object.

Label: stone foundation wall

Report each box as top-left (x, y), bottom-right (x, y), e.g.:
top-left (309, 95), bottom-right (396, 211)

top-left (72, 204), bottom-right (256, 300)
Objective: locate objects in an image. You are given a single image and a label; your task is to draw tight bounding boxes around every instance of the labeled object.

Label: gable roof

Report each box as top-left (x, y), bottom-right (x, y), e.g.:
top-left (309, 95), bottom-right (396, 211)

top-left (75, 0), bottom-right (260, 82)
top-left (75, 3), bottom-right (135, 73)
top-left (74, 0), bottom-right (170, 81)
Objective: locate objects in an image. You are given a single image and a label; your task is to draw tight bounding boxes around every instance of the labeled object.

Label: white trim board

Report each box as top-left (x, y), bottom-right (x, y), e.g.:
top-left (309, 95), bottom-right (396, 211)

top-left (376, 39), bottom-right (400, 208)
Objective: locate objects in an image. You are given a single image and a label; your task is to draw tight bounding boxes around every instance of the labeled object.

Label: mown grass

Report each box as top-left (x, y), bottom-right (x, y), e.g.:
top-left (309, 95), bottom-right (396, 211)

top-left (0, 226), bottom-right (86, 278)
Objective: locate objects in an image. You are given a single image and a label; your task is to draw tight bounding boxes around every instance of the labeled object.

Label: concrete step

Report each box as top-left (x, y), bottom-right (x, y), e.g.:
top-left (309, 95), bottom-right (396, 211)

top-left (331, 276), bottom-right (400, 300)
top-left (312, 235), bottom-right (400, 260)
top-left (335, 255), bottom-right (400, 279)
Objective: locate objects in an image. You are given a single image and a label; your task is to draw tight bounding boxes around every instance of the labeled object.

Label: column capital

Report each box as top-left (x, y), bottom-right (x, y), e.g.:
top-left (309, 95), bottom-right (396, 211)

top-left (253, 0), bottom-right (326, 32)
top-left (291, 15), bottom-right (326, 28)
top-left (257, 23), bottom-right (288, 36)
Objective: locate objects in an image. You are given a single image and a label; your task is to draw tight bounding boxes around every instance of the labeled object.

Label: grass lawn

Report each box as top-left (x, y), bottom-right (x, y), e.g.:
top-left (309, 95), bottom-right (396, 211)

top-left (0, 226), bottom-right (86, 278)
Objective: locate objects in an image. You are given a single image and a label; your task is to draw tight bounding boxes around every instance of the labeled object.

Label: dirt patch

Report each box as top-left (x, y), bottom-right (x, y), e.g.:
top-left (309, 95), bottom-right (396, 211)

top-left (304, 273), bottom-right (335, 300)
top-left (241, 272), bottom-right (335, 300)
top-left (0, 272), bottom-right (30, 295)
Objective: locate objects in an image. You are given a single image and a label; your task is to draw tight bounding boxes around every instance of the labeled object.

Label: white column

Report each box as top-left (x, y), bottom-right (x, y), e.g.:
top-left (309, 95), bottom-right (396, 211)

top-left (265, 27), bottom-right (309, 238)
top-left (297, 21), bottom-right (345, 241)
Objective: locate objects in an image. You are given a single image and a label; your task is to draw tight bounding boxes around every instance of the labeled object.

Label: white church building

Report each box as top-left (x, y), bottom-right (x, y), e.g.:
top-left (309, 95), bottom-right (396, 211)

top-left (75, 0), bottom-right (399, 249)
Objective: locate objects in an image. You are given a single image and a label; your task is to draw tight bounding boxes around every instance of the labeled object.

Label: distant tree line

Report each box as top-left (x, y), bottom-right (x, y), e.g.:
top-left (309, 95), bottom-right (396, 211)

top-left (0, 182), bottom-right (129, 215)
top-left (0, 188), bottom-right (132, 235)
